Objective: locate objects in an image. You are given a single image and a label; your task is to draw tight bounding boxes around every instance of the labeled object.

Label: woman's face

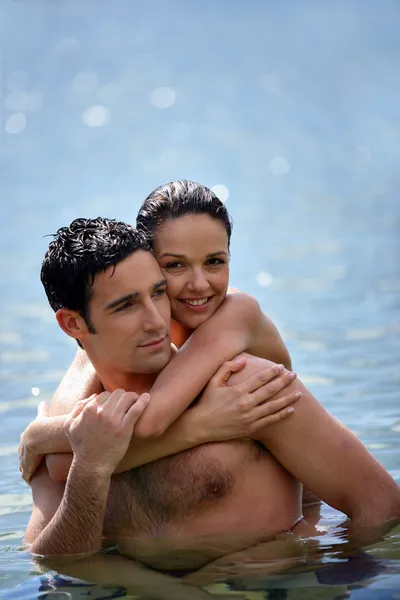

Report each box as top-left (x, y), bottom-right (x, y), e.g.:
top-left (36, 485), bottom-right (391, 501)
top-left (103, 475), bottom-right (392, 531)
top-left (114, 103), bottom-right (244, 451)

top-left (153, 214), bottom-right (230, 331)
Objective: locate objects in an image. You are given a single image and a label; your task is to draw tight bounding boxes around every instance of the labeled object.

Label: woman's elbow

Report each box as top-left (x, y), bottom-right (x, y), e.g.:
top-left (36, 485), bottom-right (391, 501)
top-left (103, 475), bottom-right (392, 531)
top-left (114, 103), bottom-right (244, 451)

top-left (134, 415), bottom-right (168, 439)
top-left (46, 453), bottom-right (72, 483)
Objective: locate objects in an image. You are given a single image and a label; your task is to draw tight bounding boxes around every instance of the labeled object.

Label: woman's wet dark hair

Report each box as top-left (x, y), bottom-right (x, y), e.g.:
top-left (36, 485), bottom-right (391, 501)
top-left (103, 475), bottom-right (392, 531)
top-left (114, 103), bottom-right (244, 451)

top-left (136, 180), bottom-right (233, 248)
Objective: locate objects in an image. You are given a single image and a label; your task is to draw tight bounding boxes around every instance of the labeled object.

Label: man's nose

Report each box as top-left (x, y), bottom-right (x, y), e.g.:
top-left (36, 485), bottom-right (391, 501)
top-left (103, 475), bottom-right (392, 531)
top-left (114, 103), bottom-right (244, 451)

top-left (187, 268), bottom-right (209, 293)
top-left (142, 300), bottom-right (166, 333)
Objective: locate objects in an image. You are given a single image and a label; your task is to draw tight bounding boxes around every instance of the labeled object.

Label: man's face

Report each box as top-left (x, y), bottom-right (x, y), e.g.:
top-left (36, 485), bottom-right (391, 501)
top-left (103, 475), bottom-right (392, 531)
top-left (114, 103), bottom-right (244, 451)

top-left (84, 250), bottom-right (172, 374)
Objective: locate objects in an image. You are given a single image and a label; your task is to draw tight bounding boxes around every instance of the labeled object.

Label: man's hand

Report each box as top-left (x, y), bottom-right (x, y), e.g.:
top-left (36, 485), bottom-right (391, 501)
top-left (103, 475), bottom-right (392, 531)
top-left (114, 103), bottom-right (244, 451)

top-left (28, 389), bottom-right (150, 557)
top-left (65, 389), bottom-right (150, 477)
top-left (192, 357), bottom-right (301, 443)
top-left (19, 400), bottom-right (50, 484)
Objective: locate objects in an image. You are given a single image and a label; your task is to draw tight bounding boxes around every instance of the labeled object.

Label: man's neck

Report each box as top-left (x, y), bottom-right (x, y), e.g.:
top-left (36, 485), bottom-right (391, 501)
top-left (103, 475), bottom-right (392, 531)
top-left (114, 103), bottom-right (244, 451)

top-left (86, 353), bottom-right (158, 394)
top-left (100, 370), bottom-right (157, 394)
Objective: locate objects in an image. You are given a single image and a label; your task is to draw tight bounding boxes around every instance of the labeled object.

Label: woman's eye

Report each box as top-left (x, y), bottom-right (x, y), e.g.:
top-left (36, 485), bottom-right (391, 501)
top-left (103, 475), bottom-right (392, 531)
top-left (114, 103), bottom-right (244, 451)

top-left (206, 258), bottom-right (224, 266)
top-left (165, 262), bottom-right (184, 269)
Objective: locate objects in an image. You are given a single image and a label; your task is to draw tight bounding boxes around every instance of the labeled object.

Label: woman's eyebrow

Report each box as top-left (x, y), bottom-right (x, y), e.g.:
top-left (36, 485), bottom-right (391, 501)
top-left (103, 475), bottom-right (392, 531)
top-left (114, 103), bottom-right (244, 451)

top-left (159, 253), bottom-right (185, 259)
top-left (207, 251), bottom-right (228, 258)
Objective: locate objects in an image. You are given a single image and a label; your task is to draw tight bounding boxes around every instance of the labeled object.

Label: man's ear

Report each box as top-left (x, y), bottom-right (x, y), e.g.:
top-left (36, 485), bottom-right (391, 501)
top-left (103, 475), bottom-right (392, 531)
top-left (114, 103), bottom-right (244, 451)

top-left (56, 308), bottom-right (89, 342)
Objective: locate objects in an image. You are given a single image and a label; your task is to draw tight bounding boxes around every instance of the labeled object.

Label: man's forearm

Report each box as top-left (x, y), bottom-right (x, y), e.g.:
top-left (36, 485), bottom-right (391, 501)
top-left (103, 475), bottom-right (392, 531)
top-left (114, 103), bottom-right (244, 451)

top-left (256, 379), bottom-right (400, 526)
top-left (30, 459), bottom-right (110, 556)
top-left (48, 408), bottom-right (203, 481)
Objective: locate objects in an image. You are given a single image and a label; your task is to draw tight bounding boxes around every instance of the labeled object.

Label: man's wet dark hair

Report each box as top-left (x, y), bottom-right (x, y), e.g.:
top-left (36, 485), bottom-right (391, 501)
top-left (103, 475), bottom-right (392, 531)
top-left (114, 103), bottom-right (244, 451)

top-left (136, 180), bottom-right (233, 248)
top-left (41, 217), bottom-right (151, 334)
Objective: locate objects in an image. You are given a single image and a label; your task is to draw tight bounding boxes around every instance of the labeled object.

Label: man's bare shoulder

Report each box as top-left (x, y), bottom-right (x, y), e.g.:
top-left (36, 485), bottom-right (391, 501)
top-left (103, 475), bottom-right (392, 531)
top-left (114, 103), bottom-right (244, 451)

top-left (227, 354), bottom-right (277, 387)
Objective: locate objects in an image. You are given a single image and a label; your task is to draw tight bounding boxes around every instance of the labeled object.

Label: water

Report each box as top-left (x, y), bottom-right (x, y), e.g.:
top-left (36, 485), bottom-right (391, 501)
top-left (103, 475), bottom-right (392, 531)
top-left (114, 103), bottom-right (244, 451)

top-left (0, 0), bottom-right (399, 597)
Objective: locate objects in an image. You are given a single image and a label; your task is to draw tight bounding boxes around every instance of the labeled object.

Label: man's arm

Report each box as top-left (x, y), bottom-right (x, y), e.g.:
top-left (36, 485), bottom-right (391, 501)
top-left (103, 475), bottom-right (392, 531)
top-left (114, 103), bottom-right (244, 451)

top-left (27, 390), bottom-right (149, 556)
top-left (229, 355), bottom-right (400, 527)
top-left (30, 460), bottom-right (111, 555)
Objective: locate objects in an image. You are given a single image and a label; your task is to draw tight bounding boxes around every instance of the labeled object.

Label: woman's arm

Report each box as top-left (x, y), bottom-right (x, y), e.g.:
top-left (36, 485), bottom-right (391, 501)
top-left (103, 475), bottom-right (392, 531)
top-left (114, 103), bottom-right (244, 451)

top-left (135, 292), bottom-right (291, 437)
top-left (22, 362), bottom-right (298, 482)
top-left (47, 295), bottom-right (289, 444)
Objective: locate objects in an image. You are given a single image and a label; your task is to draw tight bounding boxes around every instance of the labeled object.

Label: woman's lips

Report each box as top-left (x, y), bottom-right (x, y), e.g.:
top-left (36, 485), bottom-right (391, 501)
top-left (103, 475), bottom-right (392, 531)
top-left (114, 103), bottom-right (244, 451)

top-left (178, 297), bottom-right (213, 311)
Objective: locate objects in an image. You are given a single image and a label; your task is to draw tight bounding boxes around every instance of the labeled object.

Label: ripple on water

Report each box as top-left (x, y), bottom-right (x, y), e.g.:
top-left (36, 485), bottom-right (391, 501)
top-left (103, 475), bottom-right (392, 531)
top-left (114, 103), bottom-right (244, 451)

top-left (0, 349), bottom-right (50, 364)
top-left (0, 494), bottom-right (32, 517)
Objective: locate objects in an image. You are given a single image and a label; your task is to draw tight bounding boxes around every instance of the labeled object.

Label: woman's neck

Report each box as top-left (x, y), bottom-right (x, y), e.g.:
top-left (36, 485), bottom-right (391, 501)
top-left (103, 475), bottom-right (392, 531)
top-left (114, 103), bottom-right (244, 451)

top-left (170, 319), bottom-right (193, 348)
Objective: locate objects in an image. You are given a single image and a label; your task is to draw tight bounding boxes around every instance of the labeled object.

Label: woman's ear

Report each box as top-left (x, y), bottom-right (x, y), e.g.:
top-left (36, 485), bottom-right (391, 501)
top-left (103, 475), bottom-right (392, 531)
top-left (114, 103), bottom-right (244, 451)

top-left (56, 309), bottom-right (89, 342)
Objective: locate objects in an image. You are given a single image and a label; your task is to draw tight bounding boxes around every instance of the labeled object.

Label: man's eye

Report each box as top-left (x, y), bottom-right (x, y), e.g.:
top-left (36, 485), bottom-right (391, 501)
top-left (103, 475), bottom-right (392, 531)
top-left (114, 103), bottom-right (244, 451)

top-left (154, 289), bottom-right (167, 297)
top-left (116, 303), bottom-right (131, 312)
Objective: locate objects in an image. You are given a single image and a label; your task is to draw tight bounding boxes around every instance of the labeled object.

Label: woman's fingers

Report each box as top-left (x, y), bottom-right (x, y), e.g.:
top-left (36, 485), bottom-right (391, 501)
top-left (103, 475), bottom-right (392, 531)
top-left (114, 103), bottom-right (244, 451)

top-left (209, 357), bottom-right (247, 388)
top-left (249, 391), bottom-right (301, 431)
top-left (248, 371), bottom-right (298, 406)
top-left (237, 364), bottom-right (285, 395)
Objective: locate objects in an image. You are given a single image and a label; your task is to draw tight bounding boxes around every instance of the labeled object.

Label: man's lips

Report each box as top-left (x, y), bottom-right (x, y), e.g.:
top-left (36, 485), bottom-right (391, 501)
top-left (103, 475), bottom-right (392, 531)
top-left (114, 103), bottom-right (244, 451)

top-left (139, 334), bottom-right (167, 348)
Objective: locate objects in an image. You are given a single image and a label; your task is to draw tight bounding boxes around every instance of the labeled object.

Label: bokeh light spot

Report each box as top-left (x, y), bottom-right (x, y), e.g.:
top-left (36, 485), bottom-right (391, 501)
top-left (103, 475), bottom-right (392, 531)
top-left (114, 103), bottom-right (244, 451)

top-left (150, 87), bottom-right (176, 108)
top-left (269, 156), bottom-right (290, 176)
top-left (82, 105), bottom-right (110, 127)
top-left (211, 185), bottom-right (229, 203)
top-left (5, 113), bottom-right (26, 134)
top-left (31, 387), bottom-right (40, 397)
top-left (256, 272), bottom-right (273, 287)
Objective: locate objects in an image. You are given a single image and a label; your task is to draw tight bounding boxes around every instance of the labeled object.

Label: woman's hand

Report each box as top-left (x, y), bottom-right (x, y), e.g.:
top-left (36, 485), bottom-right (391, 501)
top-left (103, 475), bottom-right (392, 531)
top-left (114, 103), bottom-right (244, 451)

top-left (192, 357), bottom-right (301, 443)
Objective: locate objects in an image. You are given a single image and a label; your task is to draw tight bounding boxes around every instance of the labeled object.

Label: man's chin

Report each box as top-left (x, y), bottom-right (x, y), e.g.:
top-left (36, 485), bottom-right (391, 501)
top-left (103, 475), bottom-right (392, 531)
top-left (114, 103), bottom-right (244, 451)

top-left (138, 347), bottom-right (172, 373)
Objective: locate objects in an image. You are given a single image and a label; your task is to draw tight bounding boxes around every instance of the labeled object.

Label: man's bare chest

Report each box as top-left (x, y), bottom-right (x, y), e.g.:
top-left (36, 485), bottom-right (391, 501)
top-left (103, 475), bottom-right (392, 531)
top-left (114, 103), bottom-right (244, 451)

top-left (105, 439), bottom-right (264, 535)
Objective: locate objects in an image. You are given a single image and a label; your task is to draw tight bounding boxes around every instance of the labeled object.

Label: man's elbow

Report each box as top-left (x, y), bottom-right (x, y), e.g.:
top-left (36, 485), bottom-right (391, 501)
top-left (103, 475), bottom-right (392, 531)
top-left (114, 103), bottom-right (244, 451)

top-left (46, 453), bottom-right (72, 483)
top-left (351, 480), bottom-right (400, 528)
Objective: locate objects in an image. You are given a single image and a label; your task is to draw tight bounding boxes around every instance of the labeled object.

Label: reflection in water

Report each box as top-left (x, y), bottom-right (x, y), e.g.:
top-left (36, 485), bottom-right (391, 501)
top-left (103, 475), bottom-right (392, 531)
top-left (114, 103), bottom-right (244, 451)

top-left (4, 520), bottom-right (398, 600)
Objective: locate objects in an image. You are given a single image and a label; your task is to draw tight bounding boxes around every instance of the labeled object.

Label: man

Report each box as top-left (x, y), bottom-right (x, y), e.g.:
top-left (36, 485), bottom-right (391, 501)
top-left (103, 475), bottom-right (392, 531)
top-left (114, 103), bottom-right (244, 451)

top-left (24, 217), bottom-right (400, 571)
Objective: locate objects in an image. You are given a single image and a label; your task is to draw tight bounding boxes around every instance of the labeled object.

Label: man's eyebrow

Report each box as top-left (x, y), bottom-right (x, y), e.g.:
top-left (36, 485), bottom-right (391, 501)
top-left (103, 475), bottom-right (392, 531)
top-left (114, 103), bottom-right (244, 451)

top-left (153, 279), bottom-right (168, 291)
top-left (106, 280), bottom-right (167, 310)
top-left (105, 293), bottom-right (139, 311)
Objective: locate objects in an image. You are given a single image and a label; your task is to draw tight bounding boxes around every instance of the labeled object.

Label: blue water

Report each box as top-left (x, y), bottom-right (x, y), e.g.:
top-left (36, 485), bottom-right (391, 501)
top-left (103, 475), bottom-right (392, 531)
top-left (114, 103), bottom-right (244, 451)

top-left (1, 0), bottom-right (399, 597)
